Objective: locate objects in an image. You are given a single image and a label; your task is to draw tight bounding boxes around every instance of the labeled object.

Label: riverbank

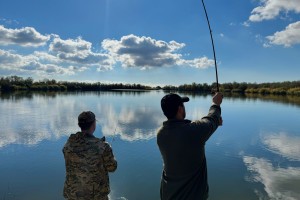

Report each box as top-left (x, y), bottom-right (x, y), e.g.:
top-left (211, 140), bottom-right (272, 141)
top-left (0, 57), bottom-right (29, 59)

top-left (1, 76), bottom-right (299, 96)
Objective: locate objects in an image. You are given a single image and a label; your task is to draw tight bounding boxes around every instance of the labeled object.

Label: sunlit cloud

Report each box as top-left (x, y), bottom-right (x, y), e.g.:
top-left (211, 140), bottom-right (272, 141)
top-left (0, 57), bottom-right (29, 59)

top-left (0, 25), bottom-right (214, 77)
top-left (249, 0), bottom-right (300, 22)
top-left (261, 132), bottom-right (300, 161)
top-left (246, 0), bottom-right (300, 47)
top-left (0, 26), bottom-right (115, 76)
top-left (265, 21), bottom-right (300, 47)
top-left (0, 49), bottom-right (76, 75)
top-left (102, 34), bottom-right (214, 69)
top-left (243, 156), bottom-right (300, 200)
top-left (0, 25), bottom-right (50, 47)
top-left (49, 36), bottom-right (115, 70)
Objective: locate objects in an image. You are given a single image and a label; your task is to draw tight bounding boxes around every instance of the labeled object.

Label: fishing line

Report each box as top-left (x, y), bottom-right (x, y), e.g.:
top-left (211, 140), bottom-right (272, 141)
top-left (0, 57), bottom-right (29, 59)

top-left (96, 119), bottom-right (118, 144)
top-left (110, 125), bottom-right (118, 144)
top-left (201, 0), bottom-right (219, 92)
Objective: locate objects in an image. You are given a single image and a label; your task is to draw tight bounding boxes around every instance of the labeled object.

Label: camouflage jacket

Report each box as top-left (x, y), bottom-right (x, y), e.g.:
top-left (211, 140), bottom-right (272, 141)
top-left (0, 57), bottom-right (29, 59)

top-left (63, 132), bottom-right (117, 200)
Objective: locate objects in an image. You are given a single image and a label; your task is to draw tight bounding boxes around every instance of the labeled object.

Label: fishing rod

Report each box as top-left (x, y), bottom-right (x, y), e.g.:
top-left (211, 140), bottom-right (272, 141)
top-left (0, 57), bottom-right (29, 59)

top-left (201, 0), bottom-right (223, 126)
top-left (96, 119), bottom-right (118, 144)
top-left (98, 125), bottom-right (118, 144)
top-left (201, 0), bottom-right (219, 92)
top-left (110, 125), bottom-right (118, 144)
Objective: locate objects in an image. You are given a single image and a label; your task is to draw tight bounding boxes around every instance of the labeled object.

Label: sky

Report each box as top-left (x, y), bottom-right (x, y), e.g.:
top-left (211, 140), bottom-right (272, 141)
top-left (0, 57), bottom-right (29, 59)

top-left (0, 0), bottom-right (299, 86)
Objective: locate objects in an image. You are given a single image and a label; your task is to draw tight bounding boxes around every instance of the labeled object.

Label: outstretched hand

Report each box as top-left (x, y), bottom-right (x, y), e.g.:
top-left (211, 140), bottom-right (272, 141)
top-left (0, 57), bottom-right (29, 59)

top-left (212, 93), bottom-right (223, 126)
top-left (219, 116), bottom-right (223, 126)
top-left (212, 92), bottom-right (223, 106)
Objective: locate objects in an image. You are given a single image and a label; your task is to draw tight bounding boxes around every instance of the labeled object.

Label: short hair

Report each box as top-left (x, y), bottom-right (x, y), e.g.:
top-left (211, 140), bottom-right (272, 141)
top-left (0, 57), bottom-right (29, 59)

top-left (78, 111), bottom-right (96, 130)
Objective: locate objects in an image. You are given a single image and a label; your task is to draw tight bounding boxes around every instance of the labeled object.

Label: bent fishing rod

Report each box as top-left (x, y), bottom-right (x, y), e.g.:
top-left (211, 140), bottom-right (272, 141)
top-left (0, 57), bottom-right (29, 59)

top-left (201, 0), bottom-right (219, 92)
top-left (201, 0), bottom-right (223, 126)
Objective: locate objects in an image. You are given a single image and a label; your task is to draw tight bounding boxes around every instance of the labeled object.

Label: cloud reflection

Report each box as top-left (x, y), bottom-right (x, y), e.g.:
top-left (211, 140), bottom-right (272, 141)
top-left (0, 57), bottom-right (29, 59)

top-left (0, 93), bottom-right (80, 148)
top-left (96, 104), bottom-right (164, 141)
top-left (261, 132), bottom-right (300, 161)
top-left (243, 132), bottom-right (300, 200)
top-left (244, 156), bottom-right (300, 200)
top-left (0, 92), bottom-right (165, 148)
top-left (0, 91), bottom-right (217, 147)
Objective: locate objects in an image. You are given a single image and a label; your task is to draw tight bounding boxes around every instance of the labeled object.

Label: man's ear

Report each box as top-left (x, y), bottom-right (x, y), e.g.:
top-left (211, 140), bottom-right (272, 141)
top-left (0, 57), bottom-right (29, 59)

top-left (176, 105), bottom-right (184, 118)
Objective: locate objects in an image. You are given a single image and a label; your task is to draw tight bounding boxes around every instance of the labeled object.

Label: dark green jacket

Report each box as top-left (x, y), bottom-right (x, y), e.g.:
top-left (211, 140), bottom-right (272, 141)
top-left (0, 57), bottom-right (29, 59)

top-left (157, 105), bottom-right (221, 200)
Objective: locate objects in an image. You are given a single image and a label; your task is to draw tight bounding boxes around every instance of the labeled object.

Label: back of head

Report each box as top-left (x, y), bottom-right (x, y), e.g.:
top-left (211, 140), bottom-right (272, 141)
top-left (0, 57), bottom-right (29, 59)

top-left (78, 111), bottom-right (96, 130)
top-left (161, 93), bottom-right (189, 119)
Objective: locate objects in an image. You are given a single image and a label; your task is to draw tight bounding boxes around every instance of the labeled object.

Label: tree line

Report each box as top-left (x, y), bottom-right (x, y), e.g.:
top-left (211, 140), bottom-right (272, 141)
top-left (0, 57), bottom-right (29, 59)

top-left (1, 76), bottom-right (299, 96)
top-left (163, 81), bottom-right (300, 96)
top-left (0, 76), bottom-right (152, 92)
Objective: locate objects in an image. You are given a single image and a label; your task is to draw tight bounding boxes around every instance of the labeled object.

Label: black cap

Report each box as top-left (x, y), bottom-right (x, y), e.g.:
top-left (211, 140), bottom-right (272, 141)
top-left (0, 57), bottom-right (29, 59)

top-left (161, 93), bottom-right (189, 118)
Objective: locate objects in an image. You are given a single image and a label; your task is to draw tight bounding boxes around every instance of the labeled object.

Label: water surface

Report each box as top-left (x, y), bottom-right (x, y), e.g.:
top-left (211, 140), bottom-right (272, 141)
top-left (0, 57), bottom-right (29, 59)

top-left (0, 91), bottom-right (299, 200)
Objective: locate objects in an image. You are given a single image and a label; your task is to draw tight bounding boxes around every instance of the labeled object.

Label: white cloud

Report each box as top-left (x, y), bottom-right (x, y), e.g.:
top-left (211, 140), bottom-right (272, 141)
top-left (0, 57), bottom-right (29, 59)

top-left (249, 0), bottom-right (300, 22)
top-left (33, 51), bottom-right (61, 63)
top-left (0, 49), bottom-right (76, 75)
top-left (0, 26), bottom-right (215, 76)
top-left (0, 33), bottom-right (115, 76)
top-left (49, 36), bottom-right (92, 54)
top-left (179, 57), bottom-right (214, 69)
top-left (0, 25), bottom-right (50, 47)
top-left (244, 156), bottom-right (300, 200)
top-left (265, 21), bottom-right (300, 47)
top-left (49, 37), bottom-right (115, 69)
top-left (0, 49), bottom-right (23, 67)
top-left (102, 34), bottom-right (214, 69)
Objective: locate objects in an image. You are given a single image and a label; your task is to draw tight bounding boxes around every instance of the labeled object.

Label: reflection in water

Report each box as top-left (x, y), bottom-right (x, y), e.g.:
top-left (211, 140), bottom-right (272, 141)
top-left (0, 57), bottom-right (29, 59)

top-left (0, 91), bottom-right (165, 148)
top-left (0, 94), bottom-right (77, 148)
top-left (244, 156), bottom-right (300, 200)
top-left (245, 94), bottom-right (300, 107)
top-left (96, 104), bottom-right (164, 141)
top-left (244, 132), bottom-right (300, 200)
top-left (0, 93), bottom-right (78, 148)
top-left (262, 132), bottom-right (300, 161)
top-left (1, 91), bottom-right (299, 199)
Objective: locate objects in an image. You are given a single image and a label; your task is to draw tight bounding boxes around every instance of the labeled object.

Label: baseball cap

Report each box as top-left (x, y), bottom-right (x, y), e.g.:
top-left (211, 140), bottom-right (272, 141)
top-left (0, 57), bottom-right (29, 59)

top-left (78, 111), bottom-right (96, 125)
top-left (161, 93), bottom-right (189, 118)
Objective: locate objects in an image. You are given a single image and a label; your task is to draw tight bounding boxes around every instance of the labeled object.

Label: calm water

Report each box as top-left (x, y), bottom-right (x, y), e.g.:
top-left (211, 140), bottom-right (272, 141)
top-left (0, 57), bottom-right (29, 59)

top-left (0, 91), bottom-right (299, 200)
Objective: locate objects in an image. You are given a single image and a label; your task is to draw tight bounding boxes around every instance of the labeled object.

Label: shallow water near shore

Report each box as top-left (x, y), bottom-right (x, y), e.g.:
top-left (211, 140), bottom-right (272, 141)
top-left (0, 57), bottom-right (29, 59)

top-left (0, 91), bottom-right (299, 200)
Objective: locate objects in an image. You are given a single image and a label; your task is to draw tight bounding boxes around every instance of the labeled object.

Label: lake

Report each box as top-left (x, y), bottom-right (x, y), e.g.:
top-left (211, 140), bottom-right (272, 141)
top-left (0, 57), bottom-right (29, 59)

top-left (0, 91), bottom-right (299, 200)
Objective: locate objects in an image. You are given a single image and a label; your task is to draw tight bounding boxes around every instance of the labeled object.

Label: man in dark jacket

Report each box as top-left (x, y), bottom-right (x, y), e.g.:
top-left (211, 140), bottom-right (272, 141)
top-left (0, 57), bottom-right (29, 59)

top-left (63, 111), bottom-right (117, 200)
top-left (157, 93), bottom-right (223, 200)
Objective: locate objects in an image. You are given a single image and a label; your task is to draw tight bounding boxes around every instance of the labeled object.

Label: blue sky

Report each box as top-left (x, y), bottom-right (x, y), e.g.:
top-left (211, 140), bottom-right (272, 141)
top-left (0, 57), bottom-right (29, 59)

top-left (0, 0), bottom-right (299, 86)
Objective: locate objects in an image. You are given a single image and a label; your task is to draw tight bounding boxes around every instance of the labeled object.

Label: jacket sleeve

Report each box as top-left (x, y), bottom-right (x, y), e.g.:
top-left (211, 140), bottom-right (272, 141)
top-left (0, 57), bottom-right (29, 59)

top-left (193, 104), bottom-right (221, 142)
top-left (102, 143), bottom-right (118, 172)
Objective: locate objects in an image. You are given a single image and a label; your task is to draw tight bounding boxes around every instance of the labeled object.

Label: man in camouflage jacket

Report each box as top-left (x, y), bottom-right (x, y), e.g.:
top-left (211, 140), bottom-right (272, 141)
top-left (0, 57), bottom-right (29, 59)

top-left (63, 111), bottom-right (117, 200)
